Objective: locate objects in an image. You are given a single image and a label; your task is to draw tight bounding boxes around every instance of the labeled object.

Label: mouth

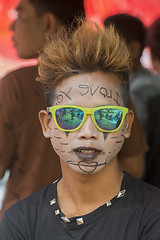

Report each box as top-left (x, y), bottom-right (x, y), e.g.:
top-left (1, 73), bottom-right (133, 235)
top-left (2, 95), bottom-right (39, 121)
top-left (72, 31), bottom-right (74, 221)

top-left (73, 147), bottom-right (101, 161)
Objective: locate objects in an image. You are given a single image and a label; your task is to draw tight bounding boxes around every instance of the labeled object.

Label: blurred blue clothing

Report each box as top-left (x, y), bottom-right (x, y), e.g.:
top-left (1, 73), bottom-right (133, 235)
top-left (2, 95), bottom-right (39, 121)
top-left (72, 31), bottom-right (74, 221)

top-left (130, 67), bottom-right (160, 141)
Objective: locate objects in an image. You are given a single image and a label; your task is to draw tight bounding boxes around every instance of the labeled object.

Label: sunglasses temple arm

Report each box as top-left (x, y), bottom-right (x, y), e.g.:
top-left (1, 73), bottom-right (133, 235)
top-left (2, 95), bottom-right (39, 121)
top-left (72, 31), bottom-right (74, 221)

top-left (47, 107), bottom-right (50, 114)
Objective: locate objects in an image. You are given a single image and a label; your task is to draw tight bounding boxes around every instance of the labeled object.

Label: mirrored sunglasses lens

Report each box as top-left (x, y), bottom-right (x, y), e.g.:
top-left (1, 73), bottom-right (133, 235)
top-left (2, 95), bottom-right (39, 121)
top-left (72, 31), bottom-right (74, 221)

top-left (56, 108), bottom-right (84, 130)
top-left (94, 108), bottom-right (123, 130)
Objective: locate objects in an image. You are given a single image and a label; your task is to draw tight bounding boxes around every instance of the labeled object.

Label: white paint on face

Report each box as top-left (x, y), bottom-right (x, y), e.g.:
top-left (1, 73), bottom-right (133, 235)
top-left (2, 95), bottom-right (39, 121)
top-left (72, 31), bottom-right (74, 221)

top-left (49, 71), bottom-right (126, 175)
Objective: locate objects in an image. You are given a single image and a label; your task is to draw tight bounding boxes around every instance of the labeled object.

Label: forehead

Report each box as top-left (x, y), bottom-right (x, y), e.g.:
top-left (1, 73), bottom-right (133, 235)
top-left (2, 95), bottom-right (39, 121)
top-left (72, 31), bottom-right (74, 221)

top-left (61, 72), bottom-right (120, 88)
top-left (54, 71), bottom-right (123, 106)
top-left (16, 0), bottom-right (35, 13)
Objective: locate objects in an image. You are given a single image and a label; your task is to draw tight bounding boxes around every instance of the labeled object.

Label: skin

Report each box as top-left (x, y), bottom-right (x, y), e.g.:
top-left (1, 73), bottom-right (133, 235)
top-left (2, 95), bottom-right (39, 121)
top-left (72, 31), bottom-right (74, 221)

top-left (10, 0), bottom-right (58, 59)
top-left (39, 71), bottom-right (134, 218)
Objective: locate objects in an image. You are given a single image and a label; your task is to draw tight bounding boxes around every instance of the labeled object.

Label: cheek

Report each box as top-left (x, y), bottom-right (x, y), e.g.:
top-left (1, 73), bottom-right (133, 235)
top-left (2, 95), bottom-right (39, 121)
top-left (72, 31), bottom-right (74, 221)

top-left (50, 128), bottom-right (71, 159)
top-left (16, 20), bottom-right (29, 35)
top-left (104, 127), bottom-right (125, 162)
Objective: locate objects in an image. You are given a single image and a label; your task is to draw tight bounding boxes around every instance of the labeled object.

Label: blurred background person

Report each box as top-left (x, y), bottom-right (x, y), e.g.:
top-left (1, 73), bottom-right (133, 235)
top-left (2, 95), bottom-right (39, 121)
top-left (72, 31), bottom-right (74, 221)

top-left (143, 18), bottom-right (160, 187)
top-left (104, 14), bottom-right (160, 143)
top-left (147, 17), bottom-right (160, 76)
top-left (0, 0), bottom-right (85, 218)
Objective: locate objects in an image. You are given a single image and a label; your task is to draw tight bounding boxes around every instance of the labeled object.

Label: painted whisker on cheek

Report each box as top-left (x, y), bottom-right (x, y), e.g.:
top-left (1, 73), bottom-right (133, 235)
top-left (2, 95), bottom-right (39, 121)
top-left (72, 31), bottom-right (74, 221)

top-left (116, 147), bottom-right (122, 152)
top-left (112, 149), bottom-right (117, 152)
top-left (111, 136), bottom-right (119, 139)
top-left (111, 134), bottom-right (124, 141)
top-left (53, 135), bottom-right (62, 139)
top-left (112, 145), bottom-right (123, 152)
top-left (60, 142), bottom-right (69, 145)
top-left (121, 129), bottom-right (125, 137)
top-left (116, 140), bottom-right (123, 143)
top-left (55, 148), bottom-right (66, 153)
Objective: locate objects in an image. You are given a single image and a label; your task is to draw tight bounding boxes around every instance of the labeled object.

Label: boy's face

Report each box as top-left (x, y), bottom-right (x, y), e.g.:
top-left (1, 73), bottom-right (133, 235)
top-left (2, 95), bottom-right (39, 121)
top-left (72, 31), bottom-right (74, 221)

top-left (39, 71), bottom-right (133, 175)
top-left (10, 0), bottom-right (48, 59)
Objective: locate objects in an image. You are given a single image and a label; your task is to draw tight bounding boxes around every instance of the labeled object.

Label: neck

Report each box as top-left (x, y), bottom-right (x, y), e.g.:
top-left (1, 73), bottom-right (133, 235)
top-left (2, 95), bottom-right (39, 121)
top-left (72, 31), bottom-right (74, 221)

top-left (57, 158), bottom-right (123, 218)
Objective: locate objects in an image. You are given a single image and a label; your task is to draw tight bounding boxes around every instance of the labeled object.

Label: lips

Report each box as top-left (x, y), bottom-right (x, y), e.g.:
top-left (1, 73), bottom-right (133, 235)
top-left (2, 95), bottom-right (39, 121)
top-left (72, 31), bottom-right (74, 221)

top-left (73, 147), bottom-right (101, 161)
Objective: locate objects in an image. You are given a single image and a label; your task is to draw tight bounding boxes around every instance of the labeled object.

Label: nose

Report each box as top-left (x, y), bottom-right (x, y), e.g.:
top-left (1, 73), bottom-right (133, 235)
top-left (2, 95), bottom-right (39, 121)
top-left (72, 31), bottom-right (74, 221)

top-left (78, 115), bottom-right (99, 139)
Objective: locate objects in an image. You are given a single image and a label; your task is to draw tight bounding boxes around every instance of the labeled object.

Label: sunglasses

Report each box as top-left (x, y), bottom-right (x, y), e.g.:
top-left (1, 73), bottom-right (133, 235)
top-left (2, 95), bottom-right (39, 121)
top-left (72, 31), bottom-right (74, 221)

top-left (47, 105), bottom-right (128, 132)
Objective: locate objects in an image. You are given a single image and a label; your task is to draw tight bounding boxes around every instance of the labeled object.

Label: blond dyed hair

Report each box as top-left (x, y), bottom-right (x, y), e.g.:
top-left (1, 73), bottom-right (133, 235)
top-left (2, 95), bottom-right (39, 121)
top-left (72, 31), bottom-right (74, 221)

top-left (37, 19), bottom-right (130, 106)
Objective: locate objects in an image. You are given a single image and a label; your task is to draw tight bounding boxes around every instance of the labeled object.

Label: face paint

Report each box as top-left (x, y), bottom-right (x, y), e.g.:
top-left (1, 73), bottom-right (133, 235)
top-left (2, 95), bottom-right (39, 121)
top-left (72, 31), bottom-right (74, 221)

top-left (103, 132), bottom-right (109, 141)
top-left (60, 142), bottom-right (69, 145)
top-left (49, 72), bottom-right (127, 175)
top-left (53, 135), bottom-right (62, 139)
top-left (65, 132), bottom-right (70, 137)
top-left (67, 160), bottom-right (106, 173)
top-left (56, 88), bottom-right (73, 104)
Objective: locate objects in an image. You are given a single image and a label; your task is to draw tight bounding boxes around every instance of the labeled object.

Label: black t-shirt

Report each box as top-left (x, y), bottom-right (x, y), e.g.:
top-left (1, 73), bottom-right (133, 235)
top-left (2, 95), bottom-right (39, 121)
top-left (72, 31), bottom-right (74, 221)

top-left (1, 172), bottom-right (160, 240)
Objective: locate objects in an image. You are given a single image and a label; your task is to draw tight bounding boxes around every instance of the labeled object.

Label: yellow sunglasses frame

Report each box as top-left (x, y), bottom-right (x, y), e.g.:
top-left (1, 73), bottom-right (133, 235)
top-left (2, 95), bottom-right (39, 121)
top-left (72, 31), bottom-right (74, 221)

top-left (47, 105), bottom-right (128, 132)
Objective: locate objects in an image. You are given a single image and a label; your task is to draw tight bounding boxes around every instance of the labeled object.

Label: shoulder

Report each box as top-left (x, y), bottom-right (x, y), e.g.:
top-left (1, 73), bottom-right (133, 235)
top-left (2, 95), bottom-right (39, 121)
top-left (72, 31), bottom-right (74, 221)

top-left (122, 173), bottom-right (160, 239)
top-left (0, 183), bottom-right (57, 238)
top-left (6, 182), bottom-right (56, 213)
top-left (2, 183), bottom-right (56, 221)
top-left (0, 182), bottom-right (57, 238)
top-left (3, 65), bottom-right (38, 77)
top-left (0, 65), bottom-right (38, 85)
top-left (125, 173), bottom-right (160, 217)
top-left (133, 178), bottom-right (160, 238)
top-left (126, 172), bottom-right (160, 198)
top-left (0, 65), bottom-right (40, 100)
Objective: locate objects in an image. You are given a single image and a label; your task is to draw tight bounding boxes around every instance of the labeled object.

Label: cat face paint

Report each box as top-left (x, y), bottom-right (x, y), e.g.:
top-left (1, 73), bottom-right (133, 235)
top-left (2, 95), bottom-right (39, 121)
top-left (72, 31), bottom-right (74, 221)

top-left (49, 71), bottom-right (127, 175)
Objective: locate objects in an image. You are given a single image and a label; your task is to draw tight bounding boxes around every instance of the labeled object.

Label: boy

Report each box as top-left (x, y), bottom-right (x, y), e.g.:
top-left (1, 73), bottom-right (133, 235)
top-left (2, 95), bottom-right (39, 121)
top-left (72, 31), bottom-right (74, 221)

top-left (0, 20), bottom-right (160, 239)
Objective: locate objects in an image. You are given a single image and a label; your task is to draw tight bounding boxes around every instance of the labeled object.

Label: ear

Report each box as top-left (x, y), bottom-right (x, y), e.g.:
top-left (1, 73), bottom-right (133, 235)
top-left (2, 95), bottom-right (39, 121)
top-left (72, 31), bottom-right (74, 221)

top-left (124, 110), bottom-right (134, 139)
top-left (39, 110), bottom-right (52, 138)
top-left (42, 12), bottom-right (60, 35)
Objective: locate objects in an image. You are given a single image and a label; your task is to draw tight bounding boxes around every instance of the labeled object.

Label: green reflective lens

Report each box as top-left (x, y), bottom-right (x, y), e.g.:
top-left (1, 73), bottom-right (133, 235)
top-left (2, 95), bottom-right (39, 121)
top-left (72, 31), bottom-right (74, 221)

top-left (94, 108), bottom-right (123, 130)
top-left (56, 107), bottom-right (84, 130)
